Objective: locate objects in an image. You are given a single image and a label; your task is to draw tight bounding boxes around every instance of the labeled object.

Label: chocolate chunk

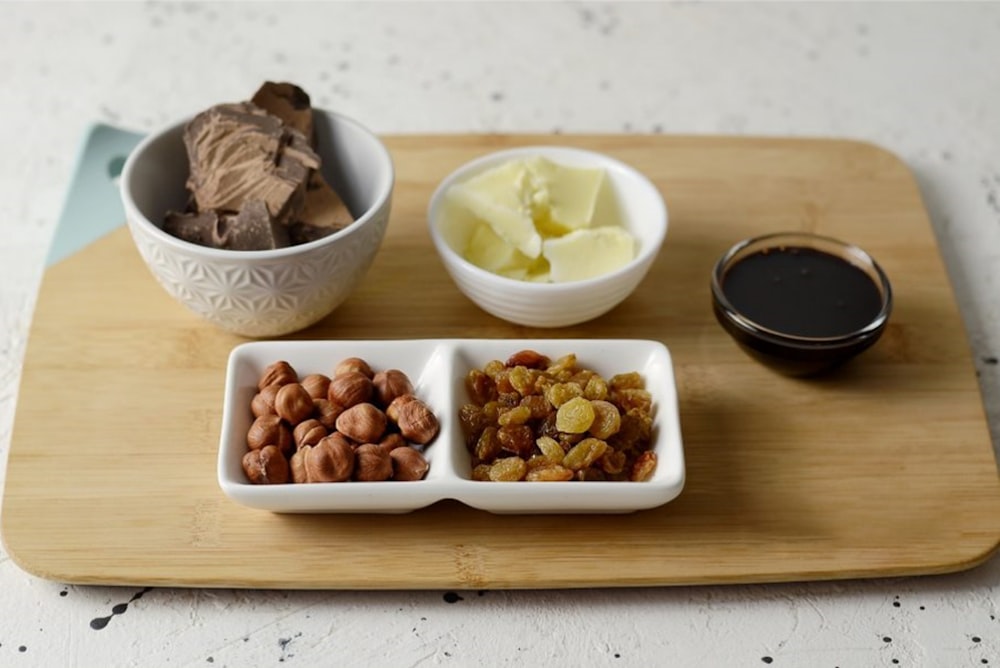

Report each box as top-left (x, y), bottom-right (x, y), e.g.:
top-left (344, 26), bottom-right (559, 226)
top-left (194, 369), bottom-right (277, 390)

top-left (163, 201), bottom-right (289, 251)
top-left (298, 170), bottom-right (354, 229)
top-left (251, 81), bottom-right (315, 143)
top-left (161, 83), bottom-right (358, 251)
top-left (183, 102), bottom-right (319, 224)
top-left (163, 210), bottom-right (223, 247)
top-left (218, 199), bottom-right (290, 250)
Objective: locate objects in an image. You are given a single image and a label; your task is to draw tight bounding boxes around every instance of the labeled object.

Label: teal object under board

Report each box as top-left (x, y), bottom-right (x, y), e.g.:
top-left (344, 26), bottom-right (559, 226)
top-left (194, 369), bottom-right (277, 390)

top-left (46, 123), bottom-right (144, 267)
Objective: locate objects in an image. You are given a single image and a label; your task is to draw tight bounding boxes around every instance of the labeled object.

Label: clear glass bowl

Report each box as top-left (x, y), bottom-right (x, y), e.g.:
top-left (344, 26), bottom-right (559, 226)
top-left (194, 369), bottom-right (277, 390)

top-left (711, 232), bottom-right (893, 376)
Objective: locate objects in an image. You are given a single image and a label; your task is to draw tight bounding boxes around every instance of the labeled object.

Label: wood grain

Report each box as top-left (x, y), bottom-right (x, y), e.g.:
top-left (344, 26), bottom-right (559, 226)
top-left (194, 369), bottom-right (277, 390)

top-left (3, 134), bottom-right (999, 589)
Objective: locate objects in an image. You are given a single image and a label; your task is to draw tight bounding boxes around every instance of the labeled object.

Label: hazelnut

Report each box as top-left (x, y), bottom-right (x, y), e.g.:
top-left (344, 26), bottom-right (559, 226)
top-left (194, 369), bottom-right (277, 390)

top-left (354, 443), bottom-right (393, 481)
top-left (336, 403), bottom-right (387, 443)
top-left (327, 371), bottom-right (374, 408)
top-left (275, 383), bottom-right (314, 424)
top-left (289, 446), bottom-right (310, 484)
top-left (243, 445), bottom-right (290, 484)
top-left (305, 435), bottom-right (355, 482)
top-left (395, 397), bottom-right (440, 445)
top-left (258, 360), bottom-right (297, 391)
top-left (247, 414), bottom-right (293, 454)
top-left (313, 398), bottom-right (343, 431)
top-left (293, 419), bottom-right (327, 449)
top-left (378, 432), bottom-right (408, 453)
top-left (334, 357), bottom-right (373, 379)
top-left (300, 373), bottom-right (331, 400)
top-left (251, 384), bottom-right (281, 418)
top-left (390, 446), bottom-right (430, 481)
top-left (372, 369), bottom-right (414, 406)
top-left (385, 393), bottom-right (417, 422)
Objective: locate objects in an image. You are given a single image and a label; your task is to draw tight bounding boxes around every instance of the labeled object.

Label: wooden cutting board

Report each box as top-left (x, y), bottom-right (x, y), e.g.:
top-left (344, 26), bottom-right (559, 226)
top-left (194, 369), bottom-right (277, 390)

top-left (4, 133), bottom-right (999, 589)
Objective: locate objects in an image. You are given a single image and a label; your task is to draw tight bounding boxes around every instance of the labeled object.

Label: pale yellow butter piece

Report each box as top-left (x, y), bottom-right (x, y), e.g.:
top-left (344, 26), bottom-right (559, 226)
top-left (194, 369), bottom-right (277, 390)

top-left (464, 222), bottom-right (535, 279)
top-left (446, 161), bottom-right (543, 259)
top-left (524, 156), bottom-right (605, 234)
top-left (542, 227), bottom-right (636, 282)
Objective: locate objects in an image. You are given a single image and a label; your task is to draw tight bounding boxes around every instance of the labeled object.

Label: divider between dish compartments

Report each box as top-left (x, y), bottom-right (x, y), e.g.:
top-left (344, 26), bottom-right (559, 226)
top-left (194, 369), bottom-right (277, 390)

top-left (414, 339), bottom-right (462, 483)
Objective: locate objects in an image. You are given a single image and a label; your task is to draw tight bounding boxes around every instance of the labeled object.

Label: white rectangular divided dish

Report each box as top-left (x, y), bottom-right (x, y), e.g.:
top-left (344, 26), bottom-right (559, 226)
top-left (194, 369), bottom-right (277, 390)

top-left (218, 339), bottom-right (685, 514)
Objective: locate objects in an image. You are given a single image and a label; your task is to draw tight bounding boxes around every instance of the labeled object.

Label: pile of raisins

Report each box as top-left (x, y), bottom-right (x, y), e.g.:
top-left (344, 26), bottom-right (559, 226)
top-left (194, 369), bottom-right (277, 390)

top-left (458, 350), bottom-right (657, 482)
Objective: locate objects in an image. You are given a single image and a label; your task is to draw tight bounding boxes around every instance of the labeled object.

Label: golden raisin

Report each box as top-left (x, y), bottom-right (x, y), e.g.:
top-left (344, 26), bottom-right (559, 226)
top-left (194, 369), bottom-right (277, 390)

top-left (609, 371), bottom-right (643, 390)
top-left (546, 382), bottom-right (583, 408)
top-left (563, 437), bottom-right (609, 471)
top-left (589, 400), bottom-right (622, 439)
top-left (526, 465), bottom-right (574, 482)
top-left (556, 396), bottom-right (595, 433)
top-left (520, 394), bottom-right (552, 420)
top-left (474, 427), bottom-right (502, 463)
top-left (508, 365), bottom-right (537, 396)
top-left (583, 375), bottom-right (609, 401)
top-left (535, 436), bottom-right (565, 463)
top-left (498, 405), bottom-right (532, 427)
top-left (489, 457), bottom-right (528, 481)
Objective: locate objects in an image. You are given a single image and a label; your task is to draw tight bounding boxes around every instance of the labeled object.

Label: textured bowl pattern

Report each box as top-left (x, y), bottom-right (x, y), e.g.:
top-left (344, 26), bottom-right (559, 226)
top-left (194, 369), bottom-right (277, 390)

top-left (128, 203), bottom-right (390, 337)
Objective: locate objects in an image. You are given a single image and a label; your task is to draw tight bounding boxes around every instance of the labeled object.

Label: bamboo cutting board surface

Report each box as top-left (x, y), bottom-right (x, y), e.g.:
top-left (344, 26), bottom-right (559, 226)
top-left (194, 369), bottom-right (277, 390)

top-left (4, 134), bottom-right (1000, 589)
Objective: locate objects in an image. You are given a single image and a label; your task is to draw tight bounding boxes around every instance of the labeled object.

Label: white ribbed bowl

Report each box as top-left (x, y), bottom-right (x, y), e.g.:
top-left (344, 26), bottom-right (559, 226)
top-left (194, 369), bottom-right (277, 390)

top-left (121, 108), bottom-right (393, 338)
top-left (427, 146), bottom-right (667, 328)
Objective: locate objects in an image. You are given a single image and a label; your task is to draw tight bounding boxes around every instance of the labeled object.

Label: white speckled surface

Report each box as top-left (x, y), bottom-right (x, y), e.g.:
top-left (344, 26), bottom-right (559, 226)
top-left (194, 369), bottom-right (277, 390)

top-left (2, 2), bottom-right (999, 666)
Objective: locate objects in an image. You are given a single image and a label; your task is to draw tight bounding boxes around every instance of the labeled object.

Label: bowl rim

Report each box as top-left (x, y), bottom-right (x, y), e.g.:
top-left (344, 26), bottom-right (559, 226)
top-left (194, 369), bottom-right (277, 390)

top-left (426, 145), bottom-right (668, 291)
top-left (710, 231), bottom-right (893, 348)
top-left (120, 107), bottom-right (394, 260)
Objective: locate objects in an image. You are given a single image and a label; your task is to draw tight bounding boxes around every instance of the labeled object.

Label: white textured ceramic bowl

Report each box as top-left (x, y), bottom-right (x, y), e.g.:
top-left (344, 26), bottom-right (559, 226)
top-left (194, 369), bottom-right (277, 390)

top-left (218, 339), bottom-right (685, 514)
top-left (120, 109), bottom-right (393, 337)
top-left (427, 146), bottom-right (667, 328)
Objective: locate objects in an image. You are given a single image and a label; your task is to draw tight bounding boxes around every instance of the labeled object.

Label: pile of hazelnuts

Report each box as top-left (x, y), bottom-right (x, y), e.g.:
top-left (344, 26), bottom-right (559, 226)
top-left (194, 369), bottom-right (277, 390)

top-left (242, 357), bottom-right (439, 484)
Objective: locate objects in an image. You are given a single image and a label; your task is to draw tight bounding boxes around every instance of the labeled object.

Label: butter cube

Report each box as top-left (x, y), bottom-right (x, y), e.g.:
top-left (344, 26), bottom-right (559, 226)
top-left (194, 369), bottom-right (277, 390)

top-left (464, 222), bottom-right (534, 279)
top-left (524, 156), bottom-right (604, 234)
top-left (542, 227), bottom-right (636, 283)
top-left (446, 161), bottom-right (543, 259)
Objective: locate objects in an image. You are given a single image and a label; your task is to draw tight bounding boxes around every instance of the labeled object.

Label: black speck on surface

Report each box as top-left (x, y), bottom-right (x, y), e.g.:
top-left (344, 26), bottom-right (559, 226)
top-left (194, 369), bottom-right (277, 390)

top-left (59, 590), bottom-right (68, 597)
top-left (893, 600), bottom-right (901, 607)
top-left (982, 356), bottom-right (998, 365)
top-left (443, 592), bottom-right (464, 603)
top-left (973, 636), bottom-right (983, 643)
top-left (207, 658), bottom-right (214, 664)
top-left (477, 591), bottom-right (486, 597)
top-left (883, 636), bottom-right (892, 643)
top-left (89, 587), bottom-right (152, 630)
top-left (19, 646), bottom-right (27, 653)
top-left (892, 660), bottom-right (899, 665)
top-left (762, 658), bottom-right (773, 664)
top-left (614, 653), bottom-right (621, 659)
top-left (920, 606), bottom-right (926, 610)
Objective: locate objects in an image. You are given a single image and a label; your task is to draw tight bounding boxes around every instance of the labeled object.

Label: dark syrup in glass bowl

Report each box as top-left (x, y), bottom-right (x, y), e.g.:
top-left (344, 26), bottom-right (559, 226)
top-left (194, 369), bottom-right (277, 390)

top-left (711, 233), bottom-right (892, 376)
